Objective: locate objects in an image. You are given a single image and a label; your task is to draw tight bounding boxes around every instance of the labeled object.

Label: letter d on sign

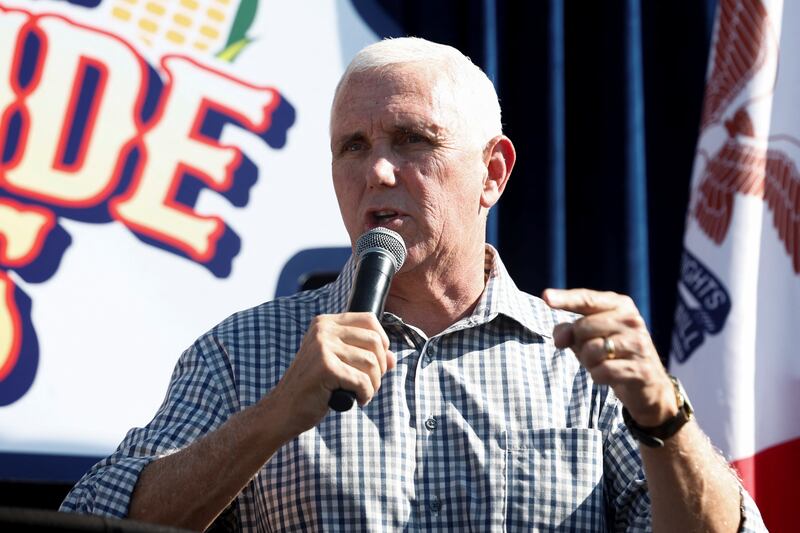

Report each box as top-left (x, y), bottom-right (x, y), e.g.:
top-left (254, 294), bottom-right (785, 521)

top-left (3, 14), bottom-right (146, 207)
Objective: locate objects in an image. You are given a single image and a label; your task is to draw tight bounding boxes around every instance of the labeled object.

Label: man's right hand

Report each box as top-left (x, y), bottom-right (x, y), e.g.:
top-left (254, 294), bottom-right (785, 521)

top-left (264, 312), bottom-right (396, 442)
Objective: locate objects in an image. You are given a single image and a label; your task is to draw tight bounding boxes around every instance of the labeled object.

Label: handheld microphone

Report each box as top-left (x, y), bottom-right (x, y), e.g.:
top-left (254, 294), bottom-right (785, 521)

top-left (328, 227), bottom-right (406, 412)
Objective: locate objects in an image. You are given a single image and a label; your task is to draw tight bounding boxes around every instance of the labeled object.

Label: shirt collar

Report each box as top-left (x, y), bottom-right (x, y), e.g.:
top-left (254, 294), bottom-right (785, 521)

top-left (472, 245), bottom-right (553, 339)
top-left (323, 254), bottom-right (357, 314)
top-left (322, 245), bottom-right (554, 339)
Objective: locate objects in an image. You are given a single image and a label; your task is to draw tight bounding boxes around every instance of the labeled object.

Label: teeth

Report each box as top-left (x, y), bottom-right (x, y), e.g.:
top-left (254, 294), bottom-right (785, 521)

top-left (375, 210), bottom-right (397, 218)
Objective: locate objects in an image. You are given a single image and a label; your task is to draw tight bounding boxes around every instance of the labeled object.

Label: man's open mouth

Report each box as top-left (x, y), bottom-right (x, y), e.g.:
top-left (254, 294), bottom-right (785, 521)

top-left (373, 209), bottom-right (399, 221)
top-left (367, 209), bottom-right (405, 229)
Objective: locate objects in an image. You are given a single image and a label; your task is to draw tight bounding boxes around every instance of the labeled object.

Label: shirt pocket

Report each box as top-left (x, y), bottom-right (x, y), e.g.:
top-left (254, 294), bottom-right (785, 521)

top-left (501, 427), bottom-right (605, 532)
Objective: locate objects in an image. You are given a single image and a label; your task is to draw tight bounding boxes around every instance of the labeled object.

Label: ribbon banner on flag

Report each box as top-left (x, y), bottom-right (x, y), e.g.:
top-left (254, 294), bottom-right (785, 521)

top-left (670, 0), bottom-right (799, 529)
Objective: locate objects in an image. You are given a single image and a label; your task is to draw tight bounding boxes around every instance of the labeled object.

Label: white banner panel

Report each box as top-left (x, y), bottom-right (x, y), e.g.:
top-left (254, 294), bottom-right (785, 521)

top-left (0, 0), bottom-right (379, 464)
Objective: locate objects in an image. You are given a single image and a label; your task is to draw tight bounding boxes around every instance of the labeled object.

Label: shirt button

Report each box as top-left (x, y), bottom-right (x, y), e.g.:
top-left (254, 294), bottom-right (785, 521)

top-left (429, 497), bottom-right (441, 514)
top-left (424, 417), bottom-right (437, 431)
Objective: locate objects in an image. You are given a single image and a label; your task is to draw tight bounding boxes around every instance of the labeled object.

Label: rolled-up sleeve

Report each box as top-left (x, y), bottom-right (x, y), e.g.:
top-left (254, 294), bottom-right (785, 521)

top-left (601, 401), bottom-right (653, 532)
top-left (739, 484), bottom-right (767, 532)
top-left (60, 335), bottom-right (237, 517)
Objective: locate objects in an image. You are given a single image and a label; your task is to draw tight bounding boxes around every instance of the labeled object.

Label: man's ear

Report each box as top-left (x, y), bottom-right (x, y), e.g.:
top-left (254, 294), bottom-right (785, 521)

top-left (480, 135), bottom-right (516, 209)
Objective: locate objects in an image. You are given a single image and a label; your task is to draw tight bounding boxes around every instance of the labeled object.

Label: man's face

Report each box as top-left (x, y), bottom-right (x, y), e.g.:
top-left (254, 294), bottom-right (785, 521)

top-left (330, 64), bottom-right (490, 274)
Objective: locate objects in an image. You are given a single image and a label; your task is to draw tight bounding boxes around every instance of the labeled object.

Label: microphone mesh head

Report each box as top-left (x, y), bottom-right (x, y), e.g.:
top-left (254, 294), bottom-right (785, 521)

top-left (356, 227), bottom-right (407, 273)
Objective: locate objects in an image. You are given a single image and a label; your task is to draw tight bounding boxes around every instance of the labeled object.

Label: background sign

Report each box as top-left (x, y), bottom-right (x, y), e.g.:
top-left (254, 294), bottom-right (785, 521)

top-left (0, 0), bottom-right (377, 469)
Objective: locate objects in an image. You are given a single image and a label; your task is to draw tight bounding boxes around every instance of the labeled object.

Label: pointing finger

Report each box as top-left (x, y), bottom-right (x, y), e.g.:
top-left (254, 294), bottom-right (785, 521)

top-left (543, 288), bottom-right (636, 315)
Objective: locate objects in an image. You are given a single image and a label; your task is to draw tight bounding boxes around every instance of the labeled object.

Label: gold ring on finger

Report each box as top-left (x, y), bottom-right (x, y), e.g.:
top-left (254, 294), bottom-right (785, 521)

top-left (603, 337), bottom-right (616, 360)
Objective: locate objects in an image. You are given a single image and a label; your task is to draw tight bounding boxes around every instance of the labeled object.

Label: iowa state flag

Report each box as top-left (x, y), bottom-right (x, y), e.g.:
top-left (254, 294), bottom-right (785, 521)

top-left (670, 0), bottom-right (799, 529)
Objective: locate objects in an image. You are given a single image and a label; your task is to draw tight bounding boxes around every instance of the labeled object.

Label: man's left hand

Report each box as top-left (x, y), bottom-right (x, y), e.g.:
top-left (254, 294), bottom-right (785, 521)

top-left (543, 288), bottom-right (678, 427)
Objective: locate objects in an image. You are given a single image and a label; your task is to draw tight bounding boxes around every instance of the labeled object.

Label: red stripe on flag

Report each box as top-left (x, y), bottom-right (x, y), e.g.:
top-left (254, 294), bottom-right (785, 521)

top-left (731, 437), bottom-right (800, 531)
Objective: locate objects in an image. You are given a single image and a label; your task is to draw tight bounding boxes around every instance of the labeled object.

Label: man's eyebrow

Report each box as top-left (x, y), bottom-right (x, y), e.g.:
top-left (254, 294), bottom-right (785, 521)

top-left (332, 122), bottom-right (447, 148)
top-left (394, 121), bottom-right (445, 138)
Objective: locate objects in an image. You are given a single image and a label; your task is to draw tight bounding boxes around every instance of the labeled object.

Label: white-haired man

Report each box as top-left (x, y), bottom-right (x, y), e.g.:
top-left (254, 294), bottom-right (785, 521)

top-left (62, 38), bottom-right (765, 532)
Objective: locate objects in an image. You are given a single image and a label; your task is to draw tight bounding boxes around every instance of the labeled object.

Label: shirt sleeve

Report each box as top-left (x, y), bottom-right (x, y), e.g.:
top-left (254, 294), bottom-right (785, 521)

top-left (738, 482), bottom-right (768, 532)
top-left (600, 394), bottom-right (653, 532)
top-left (60, 334), bottom-right (238, 517)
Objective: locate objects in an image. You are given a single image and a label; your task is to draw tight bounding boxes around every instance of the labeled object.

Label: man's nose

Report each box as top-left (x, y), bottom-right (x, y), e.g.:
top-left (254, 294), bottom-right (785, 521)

top-left (367, 155), bottom-right (397, 188)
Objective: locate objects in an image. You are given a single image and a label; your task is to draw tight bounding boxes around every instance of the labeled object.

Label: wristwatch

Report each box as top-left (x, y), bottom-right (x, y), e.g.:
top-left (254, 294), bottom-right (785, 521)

top-left (622, 374), bottom-right (694, 448)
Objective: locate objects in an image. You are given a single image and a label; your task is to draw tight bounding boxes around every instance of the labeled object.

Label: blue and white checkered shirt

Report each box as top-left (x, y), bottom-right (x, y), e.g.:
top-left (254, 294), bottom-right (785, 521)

top-left (62, 248), bottom-right (765, 532)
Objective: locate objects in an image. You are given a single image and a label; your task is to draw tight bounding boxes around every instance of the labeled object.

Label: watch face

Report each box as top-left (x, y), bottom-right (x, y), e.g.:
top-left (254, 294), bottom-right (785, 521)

top-left (672, 375), bottom-right (694, 419)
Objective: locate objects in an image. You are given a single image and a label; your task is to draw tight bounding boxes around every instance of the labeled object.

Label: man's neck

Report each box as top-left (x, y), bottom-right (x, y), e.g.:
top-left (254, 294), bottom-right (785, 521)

top-left (384, 245), bottom-right (489, 337)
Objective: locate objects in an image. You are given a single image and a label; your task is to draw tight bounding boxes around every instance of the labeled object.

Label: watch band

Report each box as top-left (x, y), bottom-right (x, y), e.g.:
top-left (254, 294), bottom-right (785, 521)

top-left (622, 375), bottom-right (694, 448)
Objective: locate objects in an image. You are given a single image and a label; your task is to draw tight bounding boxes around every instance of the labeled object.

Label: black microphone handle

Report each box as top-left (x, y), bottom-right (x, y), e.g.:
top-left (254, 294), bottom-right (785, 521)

top-left (329, 251), bottom-right (396, 412)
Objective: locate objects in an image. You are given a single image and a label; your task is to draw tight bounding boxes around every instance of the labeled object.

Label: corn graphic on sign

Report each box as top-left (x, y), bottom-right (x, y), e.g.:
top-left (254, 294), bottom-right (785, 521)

top-left (110, 0), bottom-right (248, 56)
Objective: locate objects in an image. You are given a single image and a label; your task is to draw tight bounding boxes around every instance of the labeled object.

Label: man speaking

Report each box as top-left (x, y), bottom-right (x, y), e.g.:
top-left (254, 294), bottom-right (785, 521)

top-left (62, 38), bottom-right (765, 531)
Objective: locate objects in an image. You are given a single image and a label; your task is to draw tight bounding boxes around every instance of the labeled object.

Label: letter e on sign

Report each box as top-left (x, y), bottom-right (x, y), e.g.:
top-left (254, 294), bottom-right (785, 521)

top-left (111, 55), bottom-right (279, 262)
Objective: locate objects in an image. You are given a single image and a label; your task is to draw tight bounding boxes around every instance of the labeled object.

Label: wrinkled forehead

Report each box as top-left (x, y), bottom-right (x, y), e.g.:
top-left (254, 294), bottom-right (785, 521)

top-left (330, 63), bottom-right (458, 128)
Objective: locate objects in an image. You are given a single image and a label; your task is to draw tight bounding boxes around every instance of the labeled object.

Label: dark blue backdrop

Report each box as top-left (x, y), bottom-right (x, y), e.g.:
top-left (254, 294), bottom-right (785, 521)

top-left (354, 0), bottom-right (718, 360)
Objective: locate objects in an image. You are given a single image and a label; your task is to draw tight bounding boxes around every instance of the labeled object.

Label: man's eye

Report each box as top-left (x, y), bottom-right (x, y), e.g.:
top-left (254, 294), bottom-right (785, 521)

top-left (343, 141), bottom-right (365, 152)
top-left (402, 132), bottom-right (426, 144)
